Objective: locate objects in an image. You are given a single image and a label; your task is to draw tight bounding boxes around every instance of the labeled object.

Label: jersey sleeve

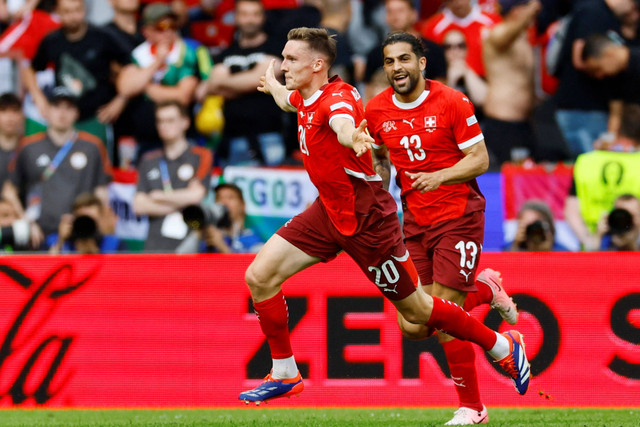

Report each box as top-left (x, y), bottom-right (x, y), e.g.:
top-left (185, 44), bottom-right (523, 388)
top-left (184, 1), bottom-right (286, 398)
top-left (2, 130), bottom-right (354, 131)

top-left (449, 93), bottom-right (484, 150)
top-left (288, 90), bottom-right (301, 110)
top-left (326, 88), bottom-right (358, 129)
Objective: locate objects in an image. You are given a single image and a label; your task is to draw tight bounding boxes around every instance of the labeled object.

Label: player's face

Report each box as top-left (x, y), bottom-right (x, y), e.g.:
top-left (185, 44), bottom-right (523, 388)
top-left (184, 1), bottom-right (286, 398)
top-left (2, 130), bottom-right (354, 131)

top-left (235, 0), bottom-right (265, 39)
top-left (385, 0), bottom-right (417, 32)
top-left (281, 40), bottom-right (317, 91)
top-left (383, 42), bottom-right (426, 99)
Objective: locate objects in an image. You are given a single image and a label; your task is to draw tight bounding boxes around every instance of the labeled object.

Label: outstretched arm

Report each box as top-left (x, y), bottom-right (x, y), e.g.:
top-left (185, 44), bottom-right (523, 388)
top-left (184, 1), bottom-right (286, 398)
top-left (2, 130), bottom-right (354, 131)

top-left (257, 59), bottom-right (296, 112)
top-left (331, 118), bottom-right (374, 157)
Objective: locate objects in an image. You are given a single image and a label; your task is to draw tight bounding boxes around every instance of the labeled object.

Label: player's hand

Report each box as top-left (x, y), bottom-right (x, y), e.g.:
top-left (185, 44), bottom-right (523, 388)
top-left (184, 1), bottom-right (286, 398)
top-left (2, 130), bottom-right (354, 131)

top-left (258, 59), bottom-right (279, 95)
top-left (352, 119), bottom-right (374, 157)
top-left (405, 171), bottom-right (444, 193)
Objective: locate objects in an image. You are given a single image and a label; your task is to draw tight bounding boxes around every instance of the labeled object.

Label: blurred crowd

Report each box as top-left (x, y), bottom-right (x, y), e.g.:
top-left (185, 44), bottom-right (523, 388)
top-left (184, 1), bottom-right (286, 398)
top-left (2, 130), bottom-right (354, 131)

top-left (0, 0), bottom-right (639, 254)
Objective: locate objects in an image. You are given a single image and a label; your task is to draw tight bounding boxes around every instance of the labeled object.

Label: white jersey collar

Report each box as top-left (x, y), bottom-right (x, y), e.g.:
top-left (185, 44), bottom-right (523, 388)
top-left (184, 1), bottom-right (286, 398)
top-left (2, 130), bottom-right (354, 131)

top-left (392, 90), bottom-right (430, 110)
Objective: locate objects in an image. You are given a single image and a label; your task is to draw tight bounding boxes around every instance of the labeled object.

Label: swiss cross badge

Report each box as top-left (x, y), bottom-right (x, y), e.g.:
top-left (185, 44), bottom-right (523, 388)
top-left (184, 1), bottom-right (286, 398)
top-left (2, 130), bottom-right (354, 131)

top-left (424, 116), bottom-right (437, 128)
top-left (382, 121), bottom-right (397, 132)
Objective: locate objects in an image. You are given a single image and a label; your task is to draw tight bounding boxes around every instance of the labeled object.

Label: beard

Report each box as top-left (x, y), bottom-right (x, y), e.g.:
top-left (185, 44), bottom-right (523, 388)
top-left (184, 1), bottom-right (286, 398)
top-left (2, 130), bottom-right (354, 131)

top-left (390, 70), bottom-right (421, 95)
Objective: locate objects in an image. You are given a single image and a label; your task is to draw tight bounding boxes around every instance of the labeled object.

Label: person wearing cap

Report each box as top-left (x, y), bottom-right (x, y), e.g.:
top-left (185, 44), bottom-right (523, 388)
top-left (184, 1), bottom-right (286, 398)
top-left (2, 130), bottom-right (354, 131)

top-left (22, 0), bottom-right (132, 157)
top-left (507, 199), bottom-right (568, 251)
top-left (482, 0), bottom-right (541, 169)
top-left (2, 86), bottom-right (113, 249)
top-left (116, 2), bottom-right (200, 156)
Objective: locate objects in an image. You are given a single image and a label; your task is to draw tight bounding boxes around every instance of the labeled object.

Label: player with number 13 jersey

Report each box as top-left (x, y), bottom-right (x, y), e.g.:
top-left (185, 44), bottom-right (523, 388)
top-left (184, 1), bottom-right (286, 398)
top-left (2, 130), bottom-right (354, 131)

top-left (365, 78), bottom-right (486, 236)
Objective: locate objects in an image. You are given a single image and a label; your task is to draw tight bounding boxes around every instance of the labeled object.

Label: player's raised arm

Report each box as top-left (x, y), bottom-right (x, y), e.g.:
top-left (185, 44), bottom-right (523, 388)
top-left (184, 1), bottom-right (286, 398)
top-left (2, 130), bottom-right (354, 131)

top-left (258, 59), bottom-right (296, 113)
top-left (331, 118), bottom-right (374, 157)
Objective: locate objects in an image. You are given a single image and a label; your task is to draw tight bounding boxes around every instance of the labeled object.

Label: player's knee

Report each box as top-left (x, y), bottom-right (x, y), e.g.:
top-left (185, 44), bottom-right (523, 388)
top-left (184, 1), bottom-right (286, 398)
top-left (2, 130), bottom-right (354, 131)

top-left (397, 307), bottom-right (428, 325)
top-left (245, 263), bottom-right (272, 291)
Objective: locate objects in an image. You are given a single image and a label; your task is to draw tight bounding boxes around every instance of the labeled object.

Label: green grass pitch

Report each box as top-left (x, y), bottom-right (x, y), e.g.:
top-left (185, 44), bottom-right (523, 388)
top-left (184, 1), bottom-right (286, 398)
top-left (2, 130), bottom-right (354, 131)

top-left (0, 408), bottom-right (637, 426)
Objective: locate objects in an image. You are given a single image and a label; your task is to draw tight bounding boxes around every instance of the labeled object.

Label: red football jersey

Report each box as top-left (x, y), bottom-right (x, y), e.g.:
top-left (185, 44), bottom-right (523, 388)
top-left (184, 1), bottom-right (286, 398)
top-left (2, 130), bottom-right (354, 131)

top-left (365, 80), bottom-right (486, 230)
top-left (288, 76), bottom-right (396, 236)
top-left (419, 4), bottom-right (501, 77)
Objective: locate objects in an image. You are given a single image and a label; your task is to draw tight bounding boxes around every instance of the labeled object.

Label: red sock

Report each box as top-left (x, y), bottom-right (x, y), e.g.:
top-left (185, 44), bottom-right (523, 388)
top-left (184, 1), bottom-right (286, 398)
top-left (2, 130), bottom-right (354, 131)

top-left (442, 339), bottom-right (483, 411)
top-left (427, 297), bottom-right (497, 351)
top-left (253, 291), bottom-right (293, 359)
top-left (463, 279), bottom-right (494, 311)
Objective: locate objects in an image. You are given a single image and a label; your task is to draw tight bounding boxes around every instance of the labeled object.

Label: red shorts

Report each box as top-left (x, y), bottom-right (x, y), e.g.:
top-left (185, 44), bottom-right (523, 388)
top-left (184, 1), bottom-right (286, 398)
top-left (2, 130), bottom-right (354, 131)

top-left (404, 210), bottom-right (485, 292)
top-left (276, 199), bottom-right (418, 300)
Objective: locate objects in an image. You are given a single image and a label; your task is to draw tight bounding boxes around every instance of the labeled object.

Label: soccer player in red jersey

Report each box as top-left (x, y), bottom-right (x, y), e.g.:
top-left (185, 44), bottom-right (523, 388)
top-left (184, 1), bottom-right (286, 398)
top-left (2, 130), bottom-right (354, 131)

top-left (239, 27), bottom-right (530, 405)
top-left (365, 31), bottom-right (522, 424)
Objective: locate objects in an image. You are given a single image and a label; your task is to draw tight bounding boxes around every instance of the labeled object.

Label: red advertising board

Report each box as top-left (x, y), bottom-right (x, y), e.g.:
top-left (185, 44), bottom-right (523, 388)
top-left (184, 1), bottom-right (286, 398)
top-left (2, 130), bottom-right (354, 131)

top-left (0, 253), bottom-right (638, 408)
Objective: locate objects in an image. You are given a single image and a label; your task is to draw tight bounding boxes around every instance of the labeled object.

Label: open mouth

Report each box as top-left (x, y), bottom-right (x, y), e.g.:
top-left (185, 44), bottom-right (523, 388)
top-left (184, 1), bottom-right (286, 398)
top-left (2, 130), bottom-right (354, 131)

top-left (393, 73), bottom-right (408, 85)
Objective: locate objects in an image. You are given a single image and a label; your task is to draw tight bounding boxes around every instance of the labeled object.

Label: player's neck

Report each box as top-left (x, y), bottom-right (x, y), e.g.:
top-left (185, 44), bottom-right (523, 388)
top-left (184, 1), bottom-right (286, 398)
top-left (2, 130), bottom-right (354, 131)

top-left (163, 137), bottom-right (188, 160)
top-left (299, 75), bottom-right (329, 100)
top-left (395, 79), bottom-right (427, 104)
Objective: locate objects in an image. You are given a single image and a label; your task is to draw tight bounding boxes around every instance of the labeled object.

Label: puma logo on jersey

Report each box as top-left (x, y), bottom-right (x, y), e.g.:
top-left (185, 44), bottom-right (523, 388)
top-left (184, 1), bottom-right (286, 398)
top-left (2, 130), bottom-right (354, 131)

top-left (460, 269), bottom-right (472, 282)
top-left (402, 118), bottom-right (415, 129)
top-left (332, 92), bottom-right (343, 97)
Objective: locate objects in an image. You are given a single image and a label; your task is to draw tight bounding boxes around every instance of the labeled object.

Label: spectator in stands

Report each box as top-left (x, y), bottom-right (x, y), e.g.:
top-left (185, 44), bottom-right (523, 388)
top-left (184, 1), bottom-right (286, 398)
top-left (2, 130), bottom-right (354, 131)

top-left (133, 100), bottom-right (212, 252)
top-left (117, 2), bottom-right (200, 156)
top-left (442, 29), bottom-right (486, 110)
top-left (0, 197), bottom-right (31, 251)
top-left (102, 0), bottom-right (145, 167)
top-left (564, 103), bottom-right (640, 250)
top-left (195, 0), bottom-right (286, 166)
top-left (482, 0), bottom-right (541, 168)
top-left (552, 0), bottom-right (639, 158)
top-left (0, 0), bottom-right (38, 30)
top-left (596, 193), bottom-right (640, 251)
top-left (48, 192), bottom-right (123, 254)
top-left (320, 0), bottom-right (360, 84)
top-left (22, 0), bottom-right (131, 154)
top-left (507, 199), bottom-right (567, 251)
top-left (581, 32), bottom-right (640, 106)
top-left (419, 0), bottom-right (501, 78)
top-left (3, 87), bottom-right (112, 248)
top-left (0, 93), bottom-right (23, 189)
top-left (210, 182), bottom-right (264, 253)
top-left (103, 0), bottom-right (144, 52)
top-left (177, 181), bottom-right (265, 253)
top-left (363, 0), bottom-right (446, 102)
